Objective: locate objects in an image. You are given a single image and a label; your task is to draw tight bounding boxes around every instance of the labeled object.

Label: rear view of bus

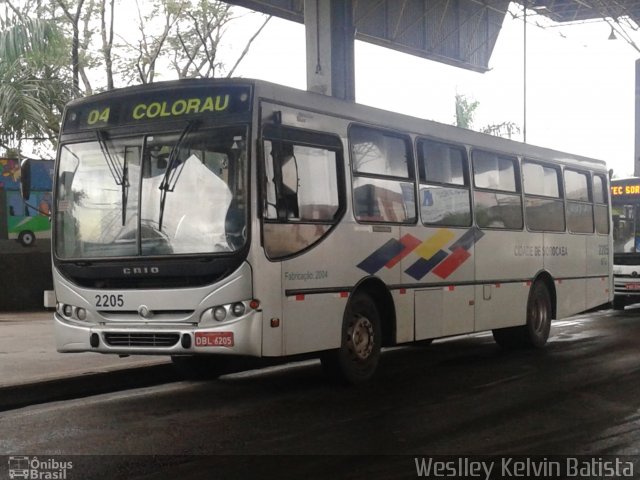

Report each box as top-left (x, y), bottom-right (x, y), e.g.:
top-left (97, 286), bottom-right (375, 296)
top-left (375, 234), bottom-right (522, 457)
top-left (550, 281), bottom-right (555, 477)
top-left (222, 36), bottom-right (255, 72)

top-left (611, 177), bottom-right (640, 309)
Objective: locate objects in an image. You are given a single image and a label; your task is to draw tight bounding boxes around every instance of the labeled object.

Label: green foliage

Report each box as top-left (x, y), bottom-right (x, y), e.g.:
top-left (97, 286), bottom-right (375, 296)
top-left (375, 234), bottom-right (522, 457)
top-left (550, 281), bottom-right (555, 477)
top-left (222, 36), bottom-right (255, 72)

top-left (0, 14), bottom-right (71, 156)
top-left (454, 93), bottom-right (520, 140)
top-left (454, 93), bottom-right (479, 129)
top-left (0, 0), bottom-right (268, 156)
top-left (480, 121), bottom-right (521, 140)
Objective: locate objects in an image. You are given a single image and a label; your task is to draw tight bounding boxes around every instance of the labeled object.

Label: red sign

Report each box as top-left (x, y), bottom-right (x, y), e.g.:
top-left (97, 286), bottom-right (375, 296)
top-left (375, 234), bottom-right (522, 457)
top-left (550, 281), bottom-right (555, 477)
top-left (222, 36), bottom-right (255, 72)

top-left (625, 283), bottom-right (640, 291)
top-left (195, 332), bottom-right (234, 347)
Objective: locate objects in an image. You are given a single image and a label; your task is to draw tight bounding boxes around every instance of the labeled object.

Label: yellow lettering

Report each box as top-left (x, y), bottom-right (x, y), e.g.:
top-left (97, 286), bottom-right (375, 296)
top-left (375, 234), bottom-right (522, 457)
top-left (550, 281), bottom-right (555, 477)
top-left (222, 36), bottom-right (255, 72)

top-left (215, 95), bottom-right (229, 111)
top-left (88, 108), bottom-right (110, 125)
top-left (201, 97), bottom-right (214, 113)
top-left (99, 107), bottom-right (110, 122)
top-left (87, 109), bottom-right (100, 125)
top-left (186, 98), bottom-right (200, 114)
top-left (172, 99), bottom-right (187, 116)
top-left (160, 101), bottom-right (171, 117)
top-left (146, 102), bottom-right (161, 118)
top-left (129, 93), bottom-right (234, 122)
top-left (133, 104), bottom-right (146, 120)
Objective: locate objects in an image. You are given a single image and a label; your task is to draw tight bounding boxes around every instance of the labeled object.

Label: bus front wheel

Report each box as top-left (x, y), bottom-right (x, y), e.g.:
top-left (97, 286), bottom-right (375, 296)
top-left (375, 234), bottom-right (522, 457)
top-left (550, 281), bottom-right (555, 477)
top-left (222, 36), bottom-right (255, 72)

top-left (18, 230), bottom-right (35, 247)
top-left (492, 281), bottom-right (552, 349)
top-left (321, 292), bottom-right (381, 384)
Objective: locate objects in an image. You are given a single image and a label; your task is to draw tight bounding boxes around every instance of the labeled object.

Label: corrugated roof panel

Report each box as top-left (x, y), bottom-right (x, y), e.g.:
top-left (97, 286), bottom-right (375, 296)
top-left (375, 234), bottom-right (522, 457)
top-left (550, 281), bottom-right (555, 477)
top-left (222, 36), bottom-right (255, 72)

top-left (230, 0), bottom-right (512, 71)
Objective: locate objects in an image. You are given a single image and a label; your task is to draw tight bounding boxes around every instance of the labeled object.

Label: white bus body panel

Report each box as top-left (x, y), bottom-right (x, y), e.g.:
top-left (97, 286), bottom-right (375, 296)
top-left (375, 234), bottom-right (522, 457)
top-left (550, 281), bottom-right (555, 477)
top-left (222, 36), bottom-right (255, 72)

top-left (53, 262), bottom-right (263, 356)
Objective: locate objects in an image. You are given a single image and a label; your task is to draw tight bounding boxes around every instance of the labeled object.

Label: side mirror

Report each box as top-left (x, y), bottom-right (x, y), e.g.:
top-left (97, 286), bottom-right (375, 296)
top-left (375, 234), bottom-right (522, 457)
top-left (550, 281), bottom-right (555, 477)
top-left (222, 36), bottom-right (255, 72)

top-left (20, 159), bottom-right (31, 201)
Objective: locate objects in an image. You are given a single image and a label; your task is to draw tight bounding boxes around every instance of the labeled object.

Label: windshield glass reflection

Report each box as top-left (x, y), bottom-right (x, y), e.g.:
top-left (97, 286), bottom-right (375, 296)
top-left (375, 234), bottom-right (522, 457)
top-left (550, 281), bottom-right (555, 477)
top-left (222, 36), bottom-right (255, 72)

top-left (55, 126), bottom-right (247, 259)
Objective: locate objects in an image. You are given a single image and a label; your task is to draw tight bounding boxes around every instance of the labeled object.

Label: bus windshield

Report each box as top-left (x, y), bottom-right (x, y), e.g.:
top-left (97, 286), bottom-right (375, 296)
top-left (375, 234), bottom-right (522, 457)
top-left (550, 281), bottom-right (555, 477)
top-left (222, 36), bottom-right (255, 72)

top-left (613, 204), bottom-right (638, 254)
top-left (55, 126), bottom-right (247, 259)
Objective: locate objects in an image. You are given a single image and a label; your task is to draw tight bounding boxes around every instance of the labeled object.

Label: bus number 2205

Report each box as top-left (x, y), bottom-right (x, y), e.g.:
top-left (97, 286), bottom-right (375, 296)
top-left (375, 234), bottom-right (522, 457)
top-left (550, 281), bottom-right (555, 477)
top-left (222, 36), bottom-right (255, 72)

top-left (95, 294), bottom-right (124, 308)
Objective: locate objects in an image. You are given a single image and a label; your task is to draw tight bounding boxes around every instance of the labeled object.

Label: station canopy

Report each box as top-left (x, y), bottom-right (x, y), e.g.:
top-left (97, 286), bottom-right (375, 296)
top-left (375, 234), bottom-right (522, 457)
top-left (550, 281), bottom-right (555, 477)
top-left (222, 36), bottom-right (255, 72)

top-left (228, 0), bottom-right (640, 72)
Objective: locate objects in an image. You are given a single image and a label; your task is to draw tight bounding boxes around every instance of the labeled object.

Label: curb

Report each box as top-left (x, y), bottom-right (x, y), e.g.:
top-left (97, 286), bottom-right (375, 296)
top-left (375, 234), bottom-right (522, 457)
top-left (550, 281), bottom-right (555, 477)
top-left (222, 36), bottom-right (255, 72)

top-left (0, 363), bottom-right (180, 412)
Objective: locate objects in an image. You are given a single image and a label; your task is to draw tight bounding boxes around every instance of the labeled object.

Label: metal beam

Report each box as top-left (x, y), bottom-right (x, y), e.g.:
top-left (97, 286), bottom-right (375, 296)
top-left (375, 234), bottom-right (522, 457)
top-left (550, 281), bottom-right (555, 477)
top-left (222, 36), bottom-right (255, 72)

top-left (305, 0), bottom-right (355, 100)
top-left (634, 58), bottom-right (640, 177)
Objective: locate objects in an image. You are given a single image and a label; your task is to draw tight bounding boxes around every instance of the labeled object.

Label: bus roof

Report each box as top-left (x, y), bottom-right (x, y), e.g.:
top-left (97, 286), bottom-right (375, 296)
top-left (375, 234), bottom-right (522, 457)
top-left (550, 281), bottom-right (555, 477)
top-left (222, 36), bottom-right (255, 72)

top-left (63, 77), bottom-right (607, 171)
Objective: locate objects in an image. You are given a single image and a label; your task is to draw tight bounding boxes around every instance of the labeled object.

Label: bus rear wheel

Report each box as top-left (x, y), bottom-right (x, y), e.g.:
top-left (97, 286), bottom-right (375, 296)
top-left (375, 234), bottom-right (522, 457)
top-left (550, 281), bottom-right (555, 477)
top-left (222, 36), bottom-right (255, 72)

top-left (492, 281), bottom-right (552, 349)
top-left (321, 292), bottom-right (381, 384)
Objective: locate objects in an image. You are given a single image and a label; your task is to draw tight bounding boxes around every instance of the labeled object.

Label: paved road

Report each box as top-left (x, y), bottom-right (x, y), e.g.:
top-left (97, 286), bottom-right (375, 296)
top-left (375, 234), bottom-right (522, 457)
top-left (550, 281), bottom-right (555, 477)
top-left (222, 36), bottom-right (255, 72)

top-left (2, 308), bottom-right (640, 479)
top-left (0, 311), bottom-right (168, 389)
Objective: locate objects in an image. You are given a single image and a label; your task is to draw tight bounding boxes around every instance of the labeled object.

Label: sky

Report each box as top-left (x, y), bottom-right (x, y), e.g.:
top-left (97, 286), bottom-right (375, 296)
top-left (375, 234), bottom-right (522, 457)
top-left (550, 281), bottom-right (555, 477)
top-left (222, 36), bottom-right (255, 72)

top-left (221, 3), bottom-right (640, 178)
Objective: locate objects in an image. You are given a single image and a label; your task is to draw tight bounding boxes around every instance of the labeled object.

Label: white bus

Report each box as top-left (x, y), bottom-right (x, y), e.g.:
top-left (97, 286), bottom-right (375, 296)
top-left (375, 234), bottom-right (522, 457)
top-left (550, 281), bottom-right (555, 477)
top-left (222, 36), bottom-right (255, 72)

top-left (611, 177), bottom-right (640, 309)
top-left (22, 78), bottom-right (612, 383)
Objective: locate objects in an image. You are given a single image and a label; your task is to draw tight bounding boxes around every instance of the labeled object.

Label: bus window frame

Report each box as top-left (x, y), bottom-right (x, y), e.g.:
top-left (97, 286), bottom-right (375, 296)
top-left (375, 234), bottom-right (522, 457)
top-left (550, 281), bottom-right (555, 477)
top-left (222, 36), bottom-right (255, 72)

top-left (564, 167), bottom-right (595, 235)
top-left (470, 148), bottom-right (524, 232)
top-left (260, 124), bottom-right (346, 226)
top-left (592, 172), bottom-right (610, 235)
top-left (521, 158), bottom-right (566, 233)
top-left (259, 124), bottom-right (347, 261)
top-left (416, 136), bottom-right (472, 228)
top-left (348, 123), bottom-right (417, 226)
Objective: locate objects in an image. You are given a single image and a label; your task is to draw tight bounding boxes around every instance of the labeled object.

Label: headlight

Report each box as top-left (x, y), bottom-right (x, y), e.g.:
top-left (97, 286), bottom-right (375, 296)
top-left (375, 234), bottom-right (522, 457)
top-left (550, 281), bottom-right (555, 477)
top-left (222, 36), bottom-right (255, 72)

top-left (213, 306), bottom-right (227, 322)
top-left (231, 302), bottom-right (245, 317)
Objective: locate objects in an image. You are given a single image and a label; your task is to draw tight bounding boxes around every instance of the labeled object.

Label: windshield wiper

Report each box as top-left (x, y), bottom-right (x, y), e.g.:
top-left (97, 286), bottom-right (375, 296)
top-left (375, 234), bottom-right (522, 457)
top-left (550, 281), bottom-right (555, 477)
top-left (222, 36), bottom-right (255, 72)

top-left (96, 130), bottom-right (129, 226)
top-left (158, 120), bottom-right (199, 231)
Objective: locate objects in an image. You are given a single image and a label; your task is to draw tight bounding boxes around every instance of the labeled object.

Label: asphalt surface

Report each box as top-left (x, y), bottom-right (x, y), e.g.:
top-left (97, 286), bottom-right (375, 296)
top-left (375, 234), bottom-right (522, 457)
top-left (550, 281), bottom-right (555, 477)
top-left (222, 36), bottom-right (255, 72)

top-left (0, 311), bottom-right (177, 411)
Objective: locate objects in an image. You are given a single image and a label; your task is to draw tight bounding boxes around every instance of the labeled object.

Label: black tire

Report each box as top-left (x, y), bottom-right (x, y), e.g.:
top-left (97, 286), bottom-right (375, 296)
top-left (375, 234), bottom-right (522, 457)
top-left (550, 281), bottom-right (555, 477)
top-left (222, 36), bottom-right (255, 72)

top-left (613, 296), bottom-right (627, 311)
top-left (18, 230), bottom-right (35, 246)
top-left (493, 281), bottom-right (552, 349)
top-left (321, 292), bottom-right (382, 384)
top-left (171, 355), bottom-right (233, 380)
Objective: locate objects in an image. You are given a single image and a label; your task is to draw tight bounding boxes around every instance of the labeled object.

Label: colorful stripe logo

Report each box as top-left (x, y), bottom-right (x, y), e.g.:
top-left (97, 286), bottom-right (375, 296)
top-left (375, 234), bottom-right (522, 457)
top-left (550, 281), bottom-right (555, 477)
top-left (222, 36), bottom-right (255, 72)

top-left (357, 227), bottom-right (484, 280)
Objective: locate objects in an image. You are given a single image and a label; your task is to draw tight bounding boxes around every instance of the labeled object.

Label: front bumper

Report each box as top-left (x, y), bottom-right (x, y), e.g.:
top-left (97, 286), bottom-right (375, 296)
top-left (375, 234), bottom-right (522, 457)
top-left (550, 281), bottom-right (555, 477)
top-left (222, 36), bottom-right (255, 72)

top-left (614, 278), bottom-right (640, 299)
top-left (54, 310), bottom-right (263, 357)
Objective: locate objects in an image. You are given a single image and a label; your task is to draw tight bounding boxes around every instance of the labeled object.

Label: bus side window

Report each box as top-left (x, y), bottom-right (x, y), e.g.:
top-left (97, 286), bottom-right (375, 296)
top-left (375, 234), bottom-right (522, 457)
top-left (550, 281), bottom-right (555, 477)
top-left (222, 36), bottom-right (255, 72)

top-left (277, 143), bottom-right (300, 219)
top-left (263, 140), bottom-right (300, 220)
top-left (564, 169), bottom-right (594, 234)
top-left (418, 138), bottom-right (471, 227)
top-left (593, 173), bottom-right (609, 235)
top-left (261, 129), bottom-right (343, 259)
top-left (472, 150), bottom-right (523, 230)
top-left (522, 160), bottom-right (565, 232)
top-left (349, 125), bottom-right (416, 224)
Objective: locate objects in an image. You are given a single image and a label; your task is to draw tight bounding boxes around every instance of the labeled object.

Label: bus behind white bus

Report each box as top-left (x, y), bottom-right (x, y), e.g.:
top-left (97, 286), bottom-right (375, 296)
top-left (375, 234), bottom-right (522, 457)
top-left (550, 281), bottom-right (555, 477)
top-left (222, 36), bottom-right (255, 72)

top-left (611, 177), bottom-right (640, 309)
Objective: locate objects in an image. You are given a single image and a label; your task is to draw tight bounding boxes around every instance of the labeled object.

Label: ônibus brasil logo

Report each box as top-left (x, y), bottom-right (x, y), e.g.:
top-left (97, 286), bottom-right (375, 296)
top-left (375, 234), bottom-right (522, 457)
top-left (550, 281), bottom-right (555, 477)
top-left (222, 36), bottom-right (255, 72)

top-left (8, 456), bottom-right (73, 480)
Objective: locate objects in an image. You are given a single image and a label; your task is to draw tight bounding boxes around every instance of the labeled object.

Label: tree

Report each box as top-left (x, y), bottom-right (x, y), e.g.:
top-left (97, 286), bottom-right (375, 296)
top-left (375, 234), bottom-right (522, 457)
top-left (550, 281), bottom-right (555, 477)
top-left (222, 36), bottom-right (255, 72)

top-left (99, 0), bottom-right (115, 90)
top-left (0, 0), bottom-right (270, 156)
top-left (454, 93), bottom-right (479, 130)
top-left (480, 121), bottom-right (521, 140)
top-left (0, 7), bottom-right (70, 158)
top-left (454, 93), bottom-right (521, 140)
top-left (118, 0), bottom-right (271, 85)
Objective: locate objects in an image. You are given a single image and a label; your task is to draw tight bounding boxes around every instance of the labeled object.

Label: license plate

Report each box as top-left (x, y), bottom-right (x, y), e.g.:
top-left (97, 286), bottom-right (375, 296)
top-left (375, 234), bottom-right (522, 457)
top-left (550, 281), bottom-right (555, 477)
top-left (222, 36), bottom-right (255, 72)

top-left (195, 332), bottom-right (234, 347)
top-left (626, 283), bottom-right (640, 290)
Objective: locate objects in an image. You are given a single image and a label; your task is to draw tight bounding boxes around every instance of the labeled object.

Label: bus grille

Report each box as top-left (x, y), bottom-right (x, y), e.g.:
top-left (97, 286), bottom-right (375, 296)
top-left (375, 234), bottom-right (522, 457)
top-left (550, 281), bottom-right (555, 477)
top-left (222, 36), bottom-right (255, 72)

top-left (104, 332), bottom-right (180, 348)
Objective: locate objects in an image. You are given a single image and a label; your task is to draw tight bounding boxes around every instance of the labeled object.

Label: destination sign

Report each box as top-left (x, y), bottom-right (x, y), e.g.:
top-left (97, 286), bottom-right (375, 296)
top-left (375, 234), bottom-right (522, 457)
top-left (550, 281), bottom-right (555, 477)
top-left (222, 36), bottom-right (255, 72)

top-left (63, 84), bottom-right (252, 132)
top-left (611, 183), bottom-right (640, 197)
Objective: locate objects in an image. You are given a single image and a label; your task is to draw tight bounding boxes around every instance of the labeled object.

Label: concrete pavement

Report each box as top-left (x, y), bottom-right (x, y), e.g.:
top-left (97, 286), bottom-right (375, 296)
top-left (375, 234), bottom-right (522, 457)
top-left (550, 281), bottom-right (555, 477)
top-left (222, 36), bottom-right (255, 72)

top-left (0, 311), bottom-right (178, 411)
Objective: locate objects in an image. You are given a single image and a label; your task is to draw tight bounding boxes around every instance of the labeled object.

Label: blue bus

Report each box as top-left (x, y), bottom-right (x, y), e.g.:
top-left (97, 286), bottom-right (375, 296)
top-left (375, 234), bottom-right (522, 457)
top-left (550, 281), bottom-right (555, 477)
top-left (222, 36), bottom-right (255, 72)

top-left (1, 158), bottom-right (53, 246)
